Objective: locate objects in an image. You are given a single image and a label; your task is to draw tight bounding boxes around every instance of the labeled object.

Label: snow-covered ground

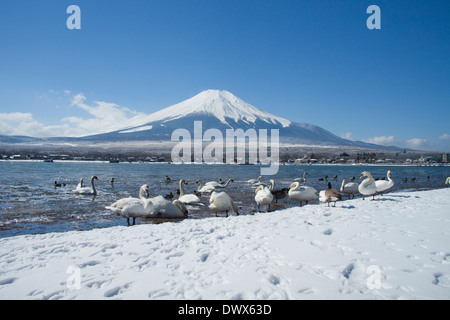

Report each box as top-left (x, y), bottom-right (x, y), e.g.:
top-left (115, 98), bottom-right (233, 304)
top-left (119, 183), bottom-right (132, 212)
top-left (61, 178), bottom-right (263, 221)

top-left (1, 188), bottom-right (449, 300)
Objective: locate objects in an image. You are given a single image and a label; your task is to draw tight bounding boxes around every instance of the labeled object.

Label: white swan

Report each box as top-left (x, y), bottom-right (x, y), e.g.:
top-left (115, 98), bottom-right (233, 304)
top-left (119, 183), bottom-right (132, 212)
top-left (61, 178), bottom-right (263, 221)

top-left (254, 185), bottom-right (274, 212)
top-left (204, 178), bottom-right (223, 187)
top-left (105, 184), bottom-right (149, 214)
top-left (147, 196), bottom-right (188, 219)
top-left (288, 182), bottom-right (318, 206)
top-left (375, 170), bottom-right (394, 194)
top-left (247, 176), bottom-right (263, 184)
top-left (105, 185), bottom-right (151, 225)
top-left (358, 171), bottom-right (377, 200)
top-left (75, 178), bottom-right (84, 190)
top-left (294, 172), bottom-right (309, 184)
top-left (209, 189), bottom-right (239, 217)
top-left (75, 176), bottom-right (98, 195)
top-left (178, 179), bottom-right (201, 204)
top-left (196, 180), bottom-right (217, 193)
top-left (116, 198), bottom-right (153, 226)
top-left (205, 178), bottom-right (234, 188)
top-left (340, 179), bottom-right (359, 199)
top-left (446, 177), bottom-right (450, 187)
top-left (319, 182), bottom-right (342, 207)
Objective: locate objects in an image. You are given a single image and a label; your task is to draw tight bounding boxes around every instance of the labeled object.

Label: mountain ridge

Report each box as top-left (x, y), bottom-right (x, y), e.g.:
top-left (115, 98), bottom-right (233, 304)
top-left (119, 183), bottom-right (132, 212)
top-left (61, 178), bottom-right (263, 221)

top-left (0, 90), bottom-right (400, 150)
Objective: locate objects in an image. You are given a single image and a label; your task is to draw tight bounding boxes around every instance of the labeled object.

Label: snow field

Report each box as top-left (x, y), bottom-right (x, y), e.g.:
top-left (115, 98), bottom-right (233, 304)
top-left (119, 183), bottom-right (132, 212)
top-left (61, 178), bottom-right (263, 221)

top-left (0, 188), bottom-right (449, 300)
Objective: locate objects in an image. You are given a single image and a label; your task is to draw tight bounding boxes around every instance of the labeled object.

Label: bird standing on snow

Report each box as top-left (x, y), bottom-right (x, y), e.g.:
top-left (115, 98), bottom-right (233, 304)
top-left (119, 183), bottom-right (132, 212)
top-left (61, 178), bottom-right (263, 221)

top-left (375, 170), bottom-right (394, 195)
top-left (268, 179), bottom-right (288, 203)
top-left (209, 189), bottom-right (239, 217)
top-left (288, 182), bottom-right (318, 207)
top-left (319, 182), bottom-right (342, 207)
top-left (254, 185), bottom-right (274, 212)
top-left (340, 179), bottom-right (359, 199)
top-left (358, 171), bottom-right (377, 200)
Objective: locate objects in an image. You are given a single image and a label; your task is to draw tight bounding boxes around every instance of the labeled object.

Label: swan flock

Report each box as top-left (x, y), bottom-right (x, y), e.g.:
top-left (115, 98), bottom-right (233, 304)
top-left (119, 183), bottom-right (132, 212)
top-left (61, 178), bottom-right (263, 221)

top-left (69, 170), bottom-right (399, 226)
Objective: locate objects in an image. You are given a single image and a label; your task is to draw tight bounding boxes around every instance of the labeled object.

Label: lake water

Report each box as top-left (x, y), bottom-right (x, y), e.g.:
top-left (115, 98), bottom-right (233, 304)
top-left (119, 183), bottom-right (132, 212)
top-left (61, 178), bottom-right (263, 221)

top-left (0, 161), bottom-right (449, 238)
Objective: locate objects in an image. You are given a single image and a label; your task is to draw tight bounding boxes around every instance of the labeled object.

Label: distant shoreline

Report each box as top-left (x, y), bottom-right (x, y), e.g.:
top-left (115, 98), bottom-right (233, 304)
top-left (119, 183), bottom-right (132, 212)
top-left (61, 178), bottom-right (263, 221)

top-left (0, 159), bottom-right (448, 167)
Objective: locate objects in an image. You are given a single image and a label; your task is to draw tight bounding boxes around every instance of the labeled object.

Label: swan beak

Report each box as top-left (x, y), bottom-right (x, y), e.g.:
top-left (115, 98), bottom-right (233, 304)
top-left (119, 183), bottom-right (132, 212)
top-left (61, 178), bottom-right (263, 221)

top-left (360, 174), bottom-right (363, 179)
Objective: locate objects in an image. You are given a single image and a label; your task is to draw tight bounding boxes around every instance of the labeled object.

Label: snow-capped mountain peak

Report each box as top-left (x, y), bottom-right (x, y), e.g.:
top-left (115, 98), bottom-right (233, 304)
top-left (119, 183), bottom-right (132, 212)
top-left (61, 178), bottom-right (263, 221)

top-left (136, 89), bottom-right (291, 128)
top-left (75, 89), bottom-right (383, 149)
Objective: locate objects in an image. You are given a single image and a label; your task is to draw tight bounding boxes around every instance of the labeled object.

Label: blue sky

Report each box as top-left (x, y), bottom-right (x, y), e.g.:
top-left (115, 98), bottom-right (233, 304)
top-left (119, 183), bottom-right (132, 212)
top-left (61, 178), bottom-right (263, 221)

top-left (0, 0), bottom-right (449, 151)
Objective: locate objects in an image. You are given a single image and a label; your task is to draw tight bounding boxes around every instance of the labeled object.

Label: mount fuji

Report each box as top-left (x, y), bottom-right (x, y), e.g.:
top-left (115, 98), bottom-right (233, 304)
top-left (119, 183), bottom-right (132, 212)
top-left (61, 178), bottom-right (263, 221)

top-left (0, 90), bottom-right (389, 150)
top-left (75, 89), bottom-right (379, 148)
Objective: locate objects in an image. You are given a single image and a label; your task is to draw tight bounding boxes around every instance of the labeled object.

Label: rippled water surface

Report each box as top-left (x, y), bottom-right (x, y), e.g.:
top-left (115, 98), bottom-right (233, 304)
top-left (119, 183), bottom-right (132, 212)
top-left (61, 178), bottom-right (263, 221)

top-left (0, 161), bottom-right (448, 237)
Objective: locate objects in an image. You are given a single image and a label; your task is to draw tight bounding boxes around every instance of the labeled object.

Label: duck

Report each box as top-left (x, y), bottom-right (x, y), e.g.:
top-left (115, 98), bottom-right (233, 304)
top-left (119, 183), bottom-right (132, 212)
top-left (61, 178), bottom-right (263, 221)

top-left (54, 181), bottom-right (66, 187)
top-left (164, 192), bottom-right (174, 199)
top-left (254, 185), bottom-right (274, 212)
top-left (209, 189), bottom-right (239, 217)
top-left (178, 179), bottom-right (201, 204)
top-left (358, 171), bottom-right (377, 200)
top-left (375, 170), bottom-right (394, 195)
top-left (164, 175), bottom-right (171, 182)
top-left (74, 176), bottom-right (98, 195)
top-left (269, 179), bottom-right (289, 203)
top-left (288, 182), bottom-right (318, 206)
top-left (319, 182), bottom-right (342, 207)
top-left (340, 179), bottom-right (359, 199)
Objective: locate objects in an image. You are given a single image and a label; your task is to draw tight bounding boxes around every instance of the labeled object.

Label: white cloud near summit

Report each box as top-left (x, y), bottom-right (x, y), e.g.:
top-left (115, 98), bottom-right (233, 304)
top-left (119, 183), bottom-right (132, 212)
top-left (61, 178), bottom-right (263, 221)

top-left (66, 93), bottom-right (146, 136)
top-left (0, 93), bottom-right (146, 138)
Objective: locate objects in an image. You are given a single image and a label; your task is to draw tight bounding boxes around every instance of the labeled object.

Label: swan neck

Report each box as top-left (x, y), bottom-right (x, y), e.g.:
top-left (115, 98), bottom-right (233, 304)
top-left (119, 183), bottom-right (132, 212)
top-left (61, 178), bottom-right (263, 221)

top-left (387, 171), bottom-right (392, 182)
top-left (179, 180), bottom-right (185, 197)
top-left (363, 173), bottom-right (373, 185)
top-left (91, 177), bottom-right (96, 193)
top-left (139, 188), bottom-right (147, 200)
